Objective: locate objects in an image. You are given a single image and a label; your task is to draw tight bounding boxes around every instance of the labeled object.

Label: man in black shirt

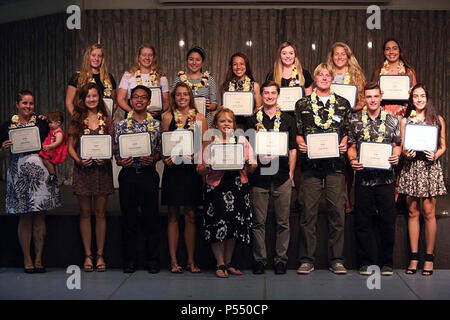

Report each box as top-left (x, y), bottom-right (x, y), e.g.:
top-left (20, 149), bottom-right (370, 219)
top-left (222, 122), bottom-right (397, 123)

top-left (247, 81), bottom-right (297, 275)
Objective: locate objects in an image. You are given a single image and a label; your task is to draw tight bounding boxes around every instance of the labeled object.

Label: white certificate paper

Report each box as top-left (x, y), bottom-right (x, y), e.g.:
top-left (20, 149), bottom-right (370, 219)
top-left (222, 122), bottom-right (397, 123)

top-left (359, 142), bottom-right (393, 170)
top-left (9, 126), bottom-right (41, 154)
top-left (223, 91), bottom-right (254, 116)
top-left (330, 83), bottom-right (358, 109)
top-left (103, 98), bottom-right (113, 117)
top-left (255, 131), bottom-right (288, 156)
top-left (119, 132), bottom-right (152, 158)
top-left (278, 87), bottom-right (304, 112)
top-left (162, 130), bottom-right (194, 156)
top-left (194, 97), bottom-right (207, 115)
top-left (210, 143), bottom-right (245, 171)
top-left (306, 132), bottom-right (340, 159)
top-left (379, 75), bottom-right (410, 101)
top-left (147, 87), bottom-right (163, 112)
top-left (403, 124), bottom-right (439, 152)
top-left (80, 134), bottom-right (112, 160)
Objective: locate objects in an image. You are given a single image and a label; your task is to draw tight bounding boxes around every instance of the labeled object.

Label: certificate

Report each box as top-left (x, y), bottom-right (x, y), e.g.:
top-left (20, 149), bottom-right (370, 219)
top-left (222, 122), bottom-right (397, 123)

top-left (379, 75), bottom-right (410, 100)
top-left (119, 132), bottom-right (152, 158)
top-left (330, 83), bottom-right (358, 109)
top-left (403, 124), bottom-right (439, 152)
top-left (255, 131), bottom-right (288, 156)
top-left (222, 91), bottom-right (254, 116)
top-left (147, 87), bottom-right (163, 112)
top-left (103, 97), bottom-right (113, 117)
top-left (210, 143), bottom-right (245, 171)
top-left (306, 132), bottom-right (339, 159)
top-left (359, 142), bottom-right (393, 170)
top-left (80, 134), bottom-right (112, 160)
top-left (162, 130), bottom-right (194, 156)
top-left (9, 126), bottom-right (41, 154)
top-left (194, 97), bottom-right (207, 115)
top-left (278, 87), bottom-right (303, 112)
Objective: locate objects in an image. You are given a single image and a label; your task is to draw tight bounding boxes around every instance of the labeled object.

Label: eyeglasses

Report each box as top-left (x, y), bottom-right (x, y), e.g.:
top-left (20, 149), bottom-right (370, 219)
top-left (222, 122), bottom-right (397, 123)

top-left (131, 95), bottom-right (149, 100)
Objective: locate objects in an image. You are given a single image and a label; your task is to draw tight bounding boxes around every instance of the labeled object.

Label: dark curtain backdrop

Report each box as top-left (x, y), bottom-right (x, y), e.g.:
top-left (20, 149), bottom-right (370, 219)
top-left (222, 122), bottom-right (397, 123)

top-left (0, 9), bottom-right (449, 184)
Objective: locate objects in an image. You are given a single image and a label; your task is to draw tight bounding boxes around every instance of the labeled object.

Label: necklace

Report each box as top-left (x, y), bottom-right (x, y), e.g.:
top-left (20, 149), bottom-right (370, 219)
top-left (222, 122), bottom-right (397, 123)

top-left (9, 114), bottom-right (36, 129)
top-left (213, 135), bottom-right (236, 143)
top-left (83, 112), bottom-right (106, 135)
top-left (288, 65), bottom-right (299, 87)
top-left (135, 69), bottom-right (157, 87)
top-left (256, 107), bottom-right (281, 131)
top-left (311, 90), bottom-right (337, 130)
top-left (380, 60), bottom-right (406, 75)
top-left (344, 71), bottom-right (351, 84)
top-left (361, 106), bottom-right (387, 142)
top-left (229, 75), bottom-right (251, 91)
top-left (126, 111), bottom-right (154, 133)
top-left (174, 108), bottom-right (197, 130)
top-left (178, 71), bottom-right (210, 92)
top-left (88, 74), bottom-right (113, 97)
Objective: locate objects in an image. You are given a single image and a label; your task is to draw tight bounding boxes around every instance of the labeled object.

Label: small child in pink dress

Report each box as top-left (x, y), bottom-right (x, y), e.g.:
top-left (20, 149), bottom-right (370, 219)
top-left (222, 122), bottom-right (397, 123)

top-left (39, 110), bottom-right (68, 181)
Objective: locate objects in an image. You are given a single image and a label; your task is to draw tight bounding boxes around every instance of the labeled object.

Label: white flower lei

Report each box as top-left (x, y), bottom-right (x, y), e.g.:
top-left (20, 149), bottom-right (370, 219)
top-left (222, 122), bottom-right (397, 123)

top-left (311, 90), bottom-right (337, 130)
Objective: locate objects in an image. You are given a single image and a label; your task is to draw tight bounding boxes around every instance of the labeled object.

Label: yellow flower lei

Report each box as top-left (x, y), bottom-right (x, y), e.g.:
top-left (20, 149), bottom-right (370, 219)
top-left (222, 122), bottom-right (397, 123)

top-left (409, 110), bottom-right (419, 124)
top-left (288, 65), bottom-right (299, 87)
top-left (174, 108), bottom-right (197, 131)
top-left (88, 76), bottom-right (113, 97)
top-left (256, 107), bottom-right (282, 131)
top-left (178, 71), bottom-right (210, 92)
top-left (311, 90), bottom-right (337, 130)
top-left (380, 60), bottom-right (406, 75)
top-left (84, 112), bottom-right (106, 135)
top-left (135, 69), bottom-right (157, 87)
top-left (213, 136), bottom-right (236, 143)
top-left (126, 111), bottom-right (154, 133)
top-left (344, 72), bottom-right (351, 84)
top-left (362, 106), bottom-right (387, 142)
top-left (229, 75), bottom-right (251, 92)
top-left (9, 114), bottom-right (36, 129)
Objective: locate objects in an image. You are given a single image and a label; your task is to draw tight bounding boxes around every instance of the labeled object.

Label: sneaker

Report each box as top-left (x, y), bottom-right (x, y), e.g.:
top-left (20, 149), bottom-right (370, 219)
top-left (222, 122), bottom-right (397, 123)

top-left (359, 265), bottom-right (371, 275)
top-left (297, 263), bottom-right (314, 274)
top-left (381, 266), bottom-right (393, 276)
top-left (252, 261), bottom-right (265, 275)
top-left (329, 262), bottom-right (347, 274)
top-left (274, 262), bottom-right (287, 275)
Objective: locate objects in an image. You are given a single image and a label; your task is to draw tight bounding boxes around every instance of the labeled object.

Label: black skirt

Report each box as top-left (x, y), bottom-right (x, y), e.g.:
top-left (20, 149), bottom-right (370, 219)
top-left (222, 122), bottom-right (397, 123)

top-left (161, 162), bottom-right (203, 206)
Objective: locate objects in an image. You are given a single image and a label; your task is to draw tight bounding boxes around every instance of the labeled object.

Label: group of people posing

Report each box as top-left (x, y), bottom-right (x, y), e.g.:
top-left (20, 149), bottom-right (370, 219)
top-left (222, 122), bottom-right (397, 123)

top-left (1, 39), bottom-right (446, 278)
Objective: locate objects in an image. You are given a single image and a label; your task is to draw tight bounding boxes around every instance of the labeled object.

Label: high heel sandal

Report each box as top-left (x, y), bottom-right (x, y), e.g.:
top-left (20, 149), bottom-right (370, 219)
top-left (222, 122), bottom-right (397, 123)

top-left (96, 253), bottom-right (106, 272)
top-left (405, 252), bottom-right (419, 274)
top-left (83, 254), bottom-right (94, 272)
top-left (422, 253), bottom-right (434, 276)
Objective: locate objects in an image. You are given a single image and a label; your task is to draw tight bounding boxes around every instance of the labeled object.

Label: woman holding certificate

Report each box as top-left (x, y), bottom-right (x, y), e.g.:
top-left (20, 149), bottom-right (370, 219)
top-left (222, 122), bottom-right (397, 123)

top-left (220, 52), bottom-right (261, 129)
top-left (173, 46), bottom-right (218, 127)
top-left (117, 44), bottom-right (169, 119)
top-left (0, 90), bottom-right (62, 273)
top-left (66, 44), bottom-right (117, 116)
top-left (327, 42), bottom-right (367, 214)
top-left (398, 83), bottom-right (447, 276)
top-left (197, 108), bottom-right (257, 278)
top-left (161, 82), bottom-right (207, 273)
top-left (68, 83), bottom-right (114, 272)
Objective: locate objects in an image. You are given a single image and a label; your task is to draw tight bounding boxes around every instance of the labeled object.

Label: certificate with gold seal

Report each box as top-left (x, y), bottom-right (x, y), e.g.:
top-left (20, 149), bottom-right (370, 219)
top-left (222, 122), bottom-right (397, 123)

top-left (9, 126), bottom-right (41, 154)
top-left (306, 132), bottom-right (339, 159)
top-left (210, 143), bottom-right (245, 171)
top-left (80, 134), bottom-right (112, 160)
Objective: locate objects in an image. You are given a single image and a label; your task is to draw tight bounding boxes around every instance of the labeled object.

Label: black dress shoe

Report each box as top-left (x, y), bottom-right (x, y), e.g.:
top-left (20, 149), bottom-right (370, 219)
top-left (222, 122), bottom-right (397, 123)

top-left (147, 263), bottom-right (160, 274)
top-left (35, 266), bottom-right (46, 273)
top-left (274, 262), bottom-right (287, 275)
top-left (123, 262), bottom-right (136, 274)
top-left (252, 261), bottom-right (265, 275)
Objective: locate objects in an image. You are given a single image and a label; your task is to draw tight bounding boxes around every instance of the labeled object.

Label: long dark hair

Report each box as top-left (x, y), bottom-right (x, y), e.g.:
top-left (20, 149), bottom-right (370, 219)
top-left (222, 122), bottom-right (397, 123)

top-left (373, 38), bottom-right (416, 79)
top-left (69, 83), bottom-right (108, 141)
top-left (221, 52), bottom-right (255, 93)
top-left (405, 83), bottom-right (440, 126)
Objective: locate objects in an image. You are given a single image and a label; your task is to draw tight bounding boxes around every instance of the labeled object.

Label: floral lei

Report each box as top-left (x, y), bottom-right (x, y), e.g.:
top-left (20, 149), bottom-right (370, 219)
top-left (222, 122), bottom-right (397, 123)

top-left (135, 69), bottom-right (157, 87)
top-left (9, 114), bottom-right (36, 129)
top-left (288, 65), bottom-right (299, 87)
top-left (229, 75), bottom-right (251, 92)
top-left (174, 108), bottom-right (197, 131)
top-left (126, 111), bottom-right (154, 134)
top-left (83, 112), bottom-right (106, 135)
top-left (409, 110), bottom-right (420, 124)
top-left (361, 106), bottom-right (387, 142)
top-left (256, 107), bottom-right (281, 131)
top-left (311, 90), bottom-right (337, 130)
top-left (213, 135), bottom-right (236, 143)
top-left (178, 71), bottom-right (210, 91)
top-left (344, 71), bottom-right (351, 84)
top-left (380, 60), bottom-right (406, 75)
top-left (88, 75), bottom-right (112, 97)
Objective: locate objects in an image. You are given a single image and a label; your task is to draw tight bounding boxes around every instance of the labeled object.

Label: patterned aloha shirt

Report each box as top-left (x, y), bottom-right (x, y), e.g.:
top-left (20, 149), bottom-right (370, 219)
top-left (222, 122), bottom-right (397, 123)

top-left (114, 115), bottom-right (161, 169)
top-left (348, 109), bottom-right (401, 186)
top-left (295, 93), bottom-right (352, 174)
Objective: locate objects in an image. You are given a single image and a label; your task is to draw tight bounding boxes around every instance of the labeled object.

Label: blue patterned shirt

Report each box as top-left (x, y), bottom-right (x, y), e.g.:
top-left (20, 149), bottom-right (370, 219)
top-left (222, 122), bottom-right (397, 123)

top-left (114, 116), bottom-right (161, 168)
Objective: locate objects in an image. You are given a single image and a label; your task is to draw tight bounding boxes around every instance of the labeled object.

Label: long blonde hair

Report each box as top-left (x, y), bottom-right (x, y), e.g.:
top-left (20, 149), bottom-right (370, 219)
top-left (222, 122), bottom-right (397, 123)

top-left (128, 44), bottom-right (165, 82)
top-left (273, 42), bottom-right (305, 86)
top-left (77, 44), bottom-right (111, 89)
top-left (326, 42), bottom-right (366, 105)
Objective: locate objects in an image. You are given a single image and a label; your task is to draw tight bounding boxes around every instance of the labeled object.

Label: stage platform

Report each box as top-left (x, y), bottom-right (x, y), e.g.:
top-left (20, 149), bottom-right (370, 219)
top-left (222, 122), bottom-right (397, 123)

top-left (1, 182), bottom-right (450, 270)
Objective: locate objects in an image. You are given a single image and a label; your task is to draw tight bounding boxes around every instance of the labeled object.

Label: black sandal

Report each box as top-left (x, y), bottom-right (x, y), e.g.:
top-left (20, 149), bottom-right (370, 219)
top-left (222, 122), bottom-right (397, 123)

top-left (405, 252), bottom-right (419, 274)
top-left (422, 253), bottom-right (434, 276)
top-left (225, 263), bottom-right (243, 275)
top-left (216, 265), bottom-right (228, 278)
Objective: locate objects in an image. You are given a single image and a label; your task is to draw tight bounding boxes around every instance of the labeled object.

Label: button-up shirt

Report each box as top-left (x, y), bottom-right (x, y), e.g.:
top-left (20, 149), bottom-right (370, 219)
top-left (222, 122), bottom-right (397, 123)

top-left (348, 109), bottom-right (400, 186)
